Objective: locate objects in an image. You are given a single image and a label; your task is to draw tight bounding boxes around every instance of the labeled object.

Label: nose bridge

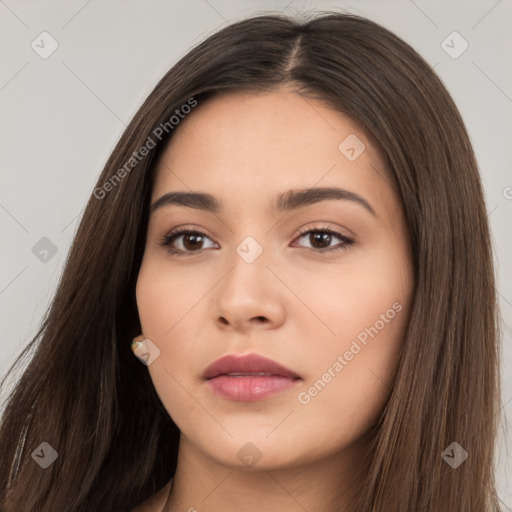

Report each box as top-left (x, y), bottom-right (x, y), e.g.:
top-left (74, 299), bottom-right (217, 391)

top-left (223, 232), bottom-right (271, 294)
top-left (213, 229), bottom-right (285, 329)
top-left (224, 206), bottom-right (273, 274)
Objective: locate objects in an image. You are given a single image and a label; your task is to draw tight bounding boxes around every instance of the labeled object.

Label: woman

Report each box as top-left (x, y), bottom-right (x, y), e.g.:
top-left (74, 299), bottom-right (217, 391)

top-left (0, 10), bottom-right (504, 512)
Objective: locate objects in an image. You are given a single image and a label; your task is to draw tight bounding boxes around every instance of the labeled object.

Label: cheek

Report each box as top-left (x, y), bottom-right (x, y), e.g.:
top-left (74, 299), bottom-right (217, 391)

top-left (136, 256), bottom-right (210, 339)
top-left (285, 239), bottom-right (410, 348)
top-left (135, 260), bottom-right (210, 432)
top-left (135, 254), bottom-right (216, 386)
top-left (290, 307), bottom-right (408, 465)
top-left (288, 244), bottom-right (411, 426)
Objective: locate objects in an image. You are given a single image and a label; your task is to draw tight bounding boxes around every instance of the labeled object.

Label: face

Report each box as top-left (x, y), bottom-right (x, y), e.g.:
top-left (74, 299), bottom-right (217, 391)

top-left (136, 88), bottom-right (414, 470)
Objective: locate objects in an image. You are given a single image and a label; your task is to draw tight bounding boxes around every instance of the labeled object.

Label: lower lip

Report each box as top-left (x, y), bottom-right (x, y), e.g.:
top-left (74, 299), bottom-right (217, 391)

top-left (205, 375), bottom-right (301, 401)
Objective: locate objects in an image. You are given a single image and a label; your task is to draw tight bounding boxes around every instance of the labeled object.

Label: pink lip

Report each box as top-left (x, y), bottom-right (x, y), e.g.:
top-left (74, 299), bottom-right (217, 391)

top-left (202, 353), bottom-right (302, 401)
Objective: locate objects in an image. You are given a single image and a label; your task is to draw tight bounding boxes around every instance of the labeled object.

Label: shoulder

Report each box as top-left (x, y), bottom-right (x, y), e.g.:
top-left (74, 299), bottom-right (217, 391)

top-left (129, 480), bottom-right (172, 512)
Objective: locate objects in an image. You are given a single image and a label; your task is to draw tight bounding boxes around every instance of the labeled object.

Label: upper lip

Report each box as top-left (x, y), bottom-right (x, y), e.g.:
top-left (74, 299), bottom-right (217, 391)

top-left (202, 353), bottom-right (301, 380)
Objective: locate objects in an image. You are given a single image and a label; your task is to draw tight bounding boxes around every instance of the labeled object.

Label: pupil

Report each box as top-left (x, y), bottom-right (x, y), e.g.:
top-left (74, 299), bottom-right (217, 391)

top-left (184, 234), bottom-right (203, 250)
top-left (311, 232), bottom-right (330, 248)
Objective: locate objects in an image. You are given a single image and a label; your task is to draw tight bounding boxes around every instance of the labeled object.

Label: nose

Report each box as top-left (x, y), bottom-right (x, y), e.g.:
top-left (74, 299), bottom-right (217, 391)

top-left (213, 246), bottom-right (286, 333)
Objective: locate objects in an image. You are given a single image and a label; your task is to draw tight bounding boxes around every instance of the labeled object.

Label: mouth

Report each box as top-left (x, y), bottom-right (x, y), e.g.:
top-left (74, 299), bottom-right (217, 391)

top-left (202, 353), bottom-right (302, 401)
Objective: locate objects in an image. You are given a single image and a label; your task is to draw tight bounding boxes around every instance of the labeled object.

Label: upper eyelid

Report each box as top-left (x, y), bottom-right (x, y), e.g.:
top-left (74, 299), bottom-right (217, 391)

top-left (164, 224), bottom-right (348, 238)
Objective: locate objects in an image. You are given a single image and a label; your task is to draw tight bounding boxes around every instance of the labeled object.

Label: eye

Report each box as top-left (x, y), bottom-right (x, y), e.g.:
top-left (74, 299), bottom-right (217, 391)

top-left (292, 224), bottom-right (354, 253)
top-left (159, 224), bottom-right (354, 256)
top-left (159, 227), bottom-right (217, 256)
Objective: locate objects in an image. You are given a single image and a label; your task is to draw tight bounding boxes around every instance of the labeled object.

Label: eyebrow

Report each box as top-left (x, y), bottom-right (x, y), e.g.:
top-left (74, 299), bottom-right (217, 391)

top-left (151, 186), bottom-right (377, 217)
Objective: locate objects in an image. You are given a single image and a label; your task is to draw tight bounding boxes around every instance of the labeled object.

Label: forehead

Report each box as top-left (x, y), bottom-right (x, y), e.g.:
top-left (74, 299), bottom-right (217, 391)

top-left (151, 89), bottom-right (396, 218)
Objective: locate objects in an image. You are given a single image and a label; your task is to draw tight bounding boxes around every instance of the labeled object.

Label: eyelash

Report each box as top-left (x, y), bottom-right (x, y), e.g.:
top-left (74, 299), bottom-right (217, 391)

top-left (159, 224), bottom-right (354, 256)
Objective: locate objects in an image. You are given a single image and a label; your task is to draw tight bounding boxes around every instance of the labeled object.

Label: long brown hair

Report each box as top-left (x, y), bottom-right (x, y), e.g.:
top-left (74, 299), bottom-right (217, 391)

top-left (0, 10), bottom-right (503, 511)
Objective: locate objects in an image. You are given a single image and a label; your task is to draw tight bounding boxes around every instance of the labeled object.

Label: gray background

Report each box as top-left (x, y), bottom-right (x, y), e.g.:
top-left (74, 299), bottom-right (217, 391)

top-left (1, 0), bottom-right (510, 505)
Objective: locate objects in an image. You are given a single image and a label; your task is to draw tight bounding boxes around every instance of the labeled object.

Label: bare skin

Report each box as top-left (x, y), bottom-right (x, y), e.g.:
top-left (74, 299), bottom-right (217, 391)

top-left (134, 87), bottom-right (414, 512)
